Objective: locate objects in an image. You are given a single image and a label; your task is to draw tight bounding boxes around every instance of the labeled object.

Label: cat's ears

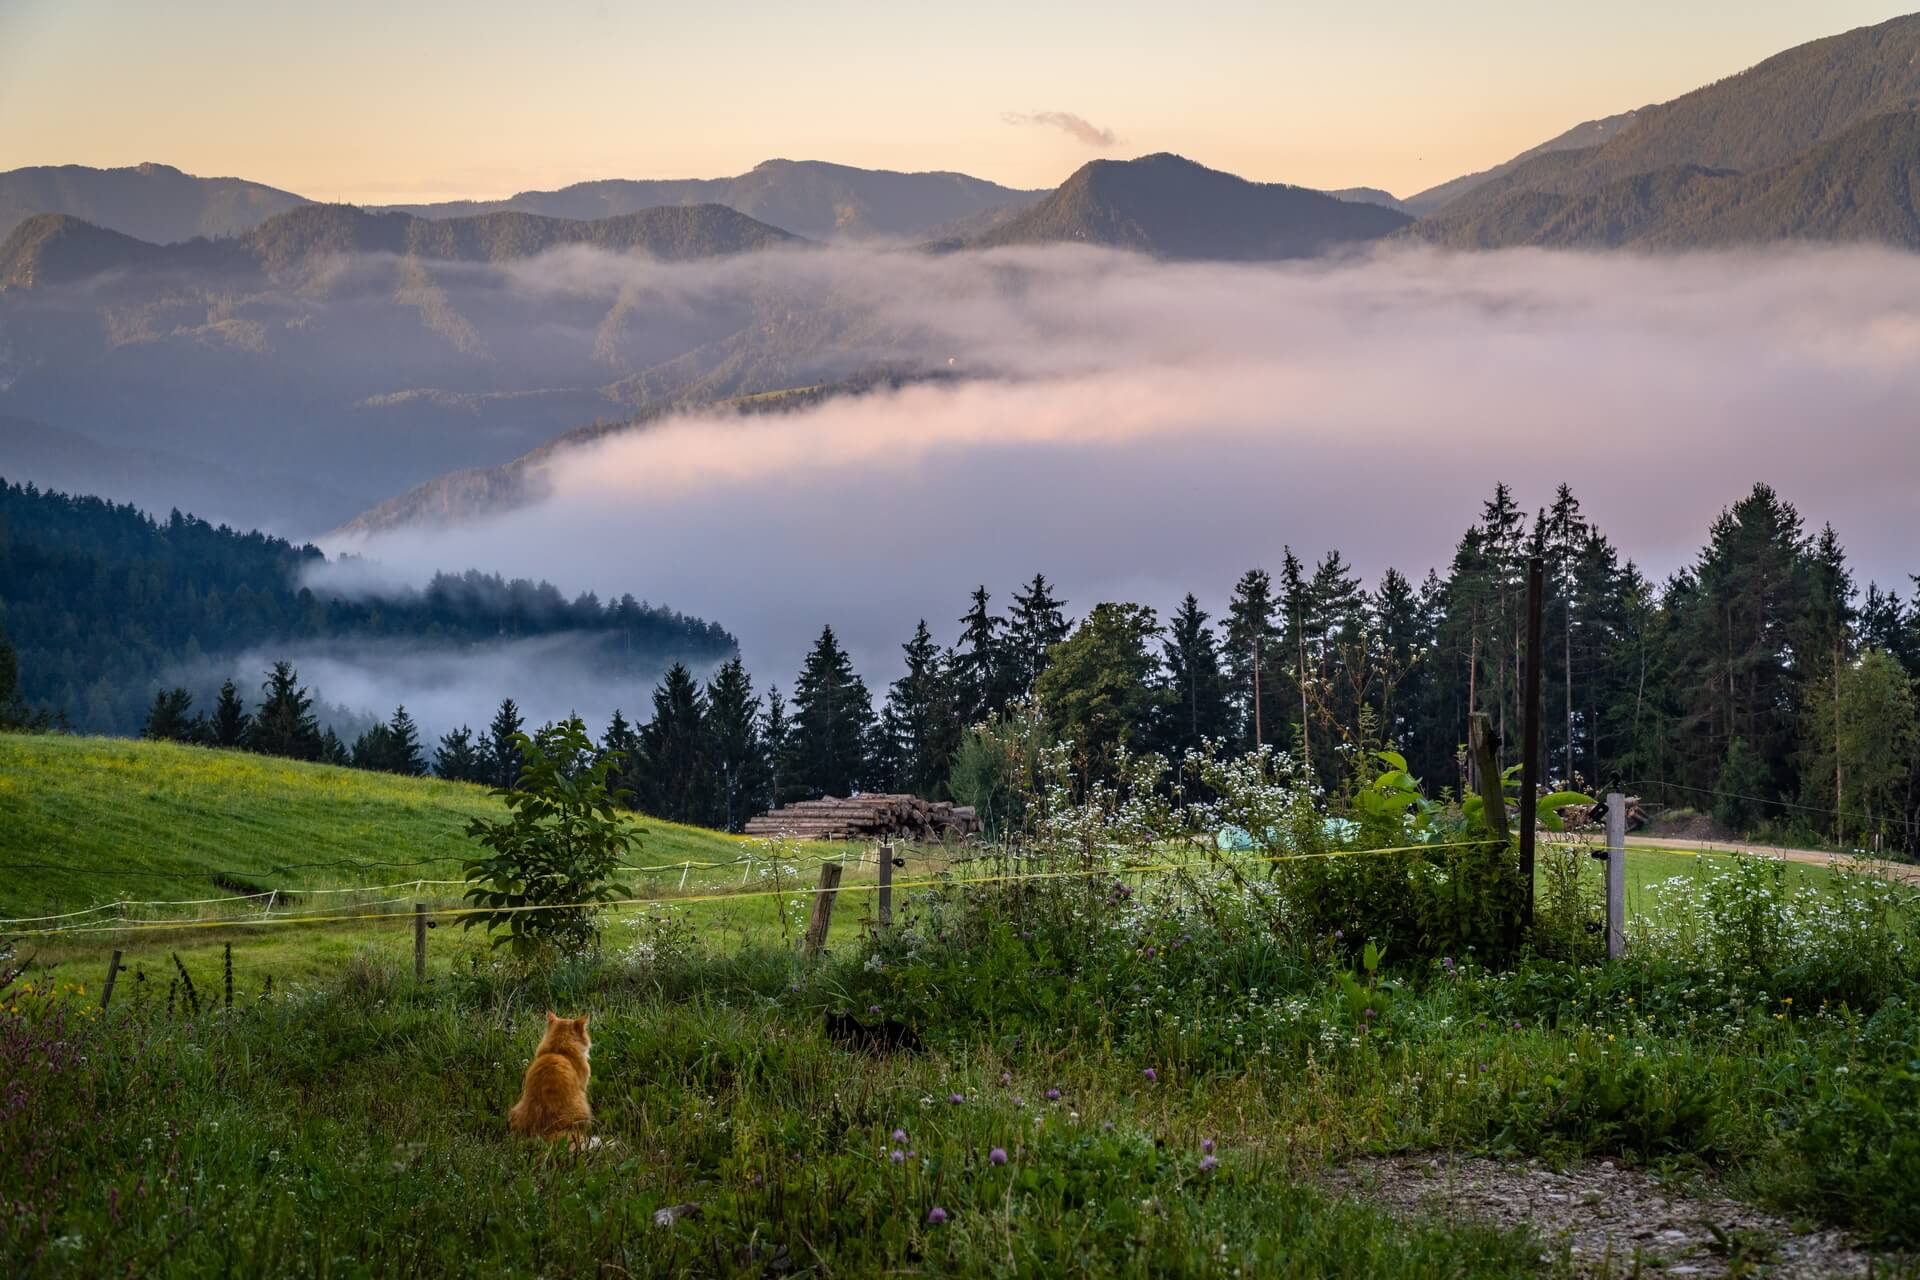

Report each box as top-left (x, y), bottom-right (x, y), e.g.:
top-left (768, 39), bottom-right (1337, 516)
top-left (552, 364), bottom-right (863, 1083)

top-left (578, 1014), bottom-right (590, 1029)
top-left (546, 1009), bottom-right (559, 1024)
top-left (545, 1010), bottom-right (589, 1029)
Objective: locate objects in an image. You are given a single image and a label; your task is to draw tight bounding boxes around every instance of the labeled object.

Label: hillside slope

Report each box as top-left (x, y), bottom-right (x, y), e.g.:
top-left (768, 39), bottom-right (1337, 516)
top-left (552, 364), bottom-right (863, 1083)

top-left (1408, 11), bottom-right (1920, 220)
top-left (383, 158), bottom-right (1044, 240)
top-left (1404, 111), bottom-right (1920, 250)
top-left (969, 153), bottom-right (1409, 259)
top-left (0, 161), bottom-right (309, 243)
top-left (0, 735), bottom-right (753, 917)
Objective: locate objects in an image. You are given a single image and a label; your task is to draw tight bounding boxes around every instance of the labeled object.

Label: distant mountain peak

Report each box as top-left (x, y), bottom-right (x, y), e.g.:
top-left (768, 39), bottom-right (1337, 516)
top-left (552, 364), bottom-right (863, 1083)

top-left (969, 151), bottom-right (1408, 259)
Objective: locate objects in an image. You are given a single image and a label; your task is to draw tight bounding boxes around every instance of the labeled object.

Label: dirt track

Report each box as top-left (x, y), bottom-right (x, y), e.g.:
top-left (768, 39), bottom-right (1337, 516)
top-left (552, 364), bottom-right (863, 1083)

top-left (1626, 834), bottom-right (1920, 884)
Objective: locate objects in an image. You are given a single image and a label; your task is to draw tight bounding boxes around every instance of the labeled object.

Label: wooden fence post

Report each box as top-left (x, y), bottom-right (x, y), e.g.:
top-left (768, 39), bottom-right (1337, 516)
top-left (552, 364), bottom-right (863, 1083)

top-left (877, 843), bottom-right (895, 928)
top-left (800, 861), bottom-right (844, 960)
top-left (414, 903), bottom-right (428, 982)
top-left (1605, 792), bottom-right (1627, 959)
top-left (99, 949), bottom-right (122, 1011)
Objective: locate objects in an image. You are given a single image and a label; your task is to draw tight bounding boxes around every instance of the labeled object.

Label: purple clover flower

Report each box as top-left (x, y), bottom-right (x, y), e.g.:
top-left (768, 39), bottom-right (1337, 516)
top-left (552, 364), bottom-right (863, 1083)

top-left (1045, 1088), bottom-right (1061, 1102)
top-left (928, 1206), bottom-right (948, 1224)
top-left (1143, 1068), bottom-right (1157, 1083)
top-left (949, 1092), bottom-right (965, 1105)
top-left (1202, 1137), bottom-right (1215, 1154)
top-left (989, 1147), bottom-right (1007, 1165)
top-left (892, 1128), bottom-right (908, 1143)
top-left (1199, 1155), bottom-right (1219, 1172)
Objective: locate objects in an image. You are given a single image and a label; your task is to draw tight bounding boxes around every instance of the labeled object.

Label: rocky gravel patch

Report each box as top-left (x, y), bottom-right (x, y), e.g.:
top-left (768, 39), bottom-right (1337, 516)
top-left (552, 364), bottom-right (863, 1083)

top-left (1321, 1154), bottom-right (1886, 1277)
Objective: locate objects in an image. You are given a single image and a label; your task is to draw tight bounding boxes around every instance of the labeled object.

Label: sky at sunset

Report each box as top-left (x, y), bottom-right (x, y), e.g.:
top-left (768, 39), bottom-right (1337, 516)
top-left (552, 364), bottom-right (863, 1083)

top-left (3, 1), bottom-right (1912, 201)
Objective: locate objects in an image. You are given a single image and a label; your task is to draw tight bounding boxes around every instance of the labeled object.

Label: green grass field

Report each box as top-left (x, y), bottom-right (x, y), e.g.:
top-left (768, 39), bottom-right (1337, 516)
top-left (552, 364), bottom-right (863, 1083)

top-left (7, 733), bottom-right (1920, 1276)
top-left (0, 736), bottom-right (898, 987)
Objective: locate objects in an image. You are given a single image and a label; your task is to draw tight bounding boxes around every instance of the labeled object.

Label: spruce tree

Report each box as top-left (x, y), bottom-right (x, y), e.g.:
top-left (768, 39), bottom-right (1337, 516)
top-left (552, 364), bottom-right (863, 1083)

top-left (1156, 594), bottom-right (1233, 764)
top-left (704, 657), bottom-right (770, 831)
top-left (486, 698), bottom-right (525, 788)
top-left (880, 620), bottom-right (959, 797)
top-left (638, 663), bottom-right (708, 823)
top-left (250, 661), bottom-right (322, 761)
top-left (319, 726), bottom-right (350, 766)
top-left (435, 725), bottom-right (484, 782)
top-left (352, 723), bottom-right (398, 772)
top-left (1006, 574), bottom-right (1071, 694)
top-left (599, 709), bottom-right (643, 806)
top-left (762, 684), bottom-right (794, 806)
top-left (1223, 568), bottom-right (1279, 753)
top-left (386, 705), bottom-right (426, 777)
top-left (952, 586), bottom-right (1008, 726)
top-left (786, 625), bottom-right (877, 799)
top-left (210, 678), bottom-right (251, 748)
top-left (142, 688), bottom-right (202, 743)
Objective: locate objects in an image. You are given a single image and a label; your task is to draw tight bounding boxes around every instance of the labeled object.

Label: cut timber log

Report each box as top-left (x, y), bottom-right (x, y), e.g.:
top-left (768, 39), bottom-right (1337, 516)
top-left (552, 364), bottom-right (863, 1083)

top-left (743, 793), bottom-right (982, 842)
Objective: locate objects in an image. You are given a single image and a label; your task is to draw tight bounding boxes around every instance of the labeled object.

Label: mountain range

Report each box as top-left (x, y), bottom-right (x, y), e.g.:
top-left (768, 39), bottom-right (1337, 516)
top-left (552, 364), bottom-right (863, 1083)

top-left (377, 158), bottom-right (1044, 241)
top-left (10, 10), bottom-right (1920, 543)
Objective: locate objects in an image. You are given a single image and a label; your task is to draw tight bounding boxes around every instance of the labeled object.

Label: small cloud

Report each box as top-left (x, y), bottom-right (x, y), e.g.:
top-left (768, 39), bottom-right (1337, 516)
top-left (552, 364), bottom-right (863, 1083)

top-left (1003, 110), bottom-right (1116, 148)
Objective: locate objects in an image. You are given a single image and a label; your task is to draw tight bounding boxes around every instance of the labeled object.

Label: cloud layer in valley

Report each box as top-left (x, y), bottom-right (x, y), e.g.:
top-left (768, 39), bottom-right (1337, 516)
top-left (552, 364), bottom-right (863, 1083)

top-left (326, 243), bottom-right (1920, 690)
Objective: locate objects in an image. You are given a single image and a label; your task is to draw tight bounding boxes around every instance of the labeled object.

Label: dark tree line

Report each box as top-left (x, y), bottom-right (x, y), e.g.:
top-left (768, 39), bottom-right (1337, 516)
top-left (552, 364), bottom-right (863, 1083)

top-left (0, 478), bottom-right (736, 734)
top-left (42, 477), bottom-right (1920, 851)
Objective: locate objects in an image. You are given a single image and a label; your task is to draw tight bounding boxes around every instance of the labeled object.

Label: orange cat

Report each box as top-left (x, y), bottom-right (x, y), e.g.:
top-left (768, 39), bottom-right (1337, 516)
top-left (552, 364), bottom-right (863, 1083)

top-left (508, 1011), bottom-right (594, 1146)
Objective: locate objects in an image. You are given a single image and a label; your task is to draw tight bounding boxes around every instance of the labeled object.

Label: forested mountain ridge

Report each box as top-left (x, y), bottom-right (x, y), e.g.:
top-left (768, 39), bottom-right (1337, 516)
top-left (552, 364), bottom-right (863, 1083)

top-left (1399, 11), bottom-right (1920, 237)
top-left (1404, 111), bottom-right (1920, 250)
top-left (0, 202), bottom-right (798, 292)
top-left (0, 478), bottom-right (736, 734)
top-left (379, 158), bottom-right (1045, 241)
top-left (962, 153), bottom-right (1410, 259)
top-left (1404, 111), bottom-right (1645, 215)
top-left (0, 161), bottom-right (308, 244)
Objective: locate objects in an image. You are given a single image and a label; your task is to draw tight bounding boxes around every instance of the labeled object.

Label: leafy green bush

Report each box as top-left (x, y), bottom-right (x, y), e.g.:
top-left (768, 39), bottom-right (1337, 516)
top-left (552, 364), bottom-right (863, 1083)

top-left (459, 717), bottom-right (637, 961)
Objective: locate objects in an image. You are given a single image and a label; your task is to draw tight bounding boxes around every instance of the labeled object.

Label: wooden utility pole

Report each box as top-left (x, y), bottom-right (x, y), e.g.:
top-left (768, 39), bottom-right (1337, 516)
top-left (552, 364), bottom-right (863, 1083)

top-left (1468, 713), bottom-right (1509, 843)
top-left (877, 843), bottom-right (895, 928)
top-left (800, 861), bottom-right (844, 960)
top-left (1250, 633), bottom-right (1262, 749)
top-left (1519, 557), bottom-right (1544, 931)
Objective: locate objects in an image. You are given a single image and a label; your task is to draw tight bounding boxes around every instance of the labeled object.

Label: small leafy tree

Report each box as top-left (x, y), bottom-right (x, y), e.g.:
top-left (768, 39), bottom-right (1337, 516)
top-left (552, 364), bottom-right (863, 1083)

top-left (460, 716), bottom-right (637, 961)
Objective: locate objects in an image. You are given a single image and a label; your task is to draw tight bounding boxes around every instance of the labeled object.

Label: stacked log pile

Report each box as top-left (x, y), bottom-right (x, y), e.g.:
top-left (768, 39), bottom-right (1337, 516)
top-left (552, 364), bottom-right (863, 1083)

top-left (744, 794), bottom-right (981, 842)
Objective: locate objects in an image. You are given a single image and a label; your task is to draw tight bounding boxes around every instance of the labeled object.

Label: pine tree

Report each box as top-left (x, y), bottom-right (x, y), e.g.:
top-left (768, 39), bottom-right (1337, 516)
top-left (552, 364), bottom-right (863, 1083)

top-left (638, 663), bottom-right (708, 823)
top-left (210, 678), bottom-right (251, 748)
top-left (599, 709), bottom-right (643, 806)
top-left (762, 684), bottom-right (794, 806)
top-left (351, 723), bottom-right (398, 772)
top-left (1800, 523), bottom-right (1856, 842)
top-left (319, 726), bottom-right (350, 766)
top-left (1155, 594), bottom-right (1233, 765)
top-left (486, 698), bottom-right (525, 788)
top-left (704, 657), bottom-right (770, 831)
top-left (1668, 483), bottom-right (1812, 802)
top-left (786, 625), bottom-right (877, 799)
top-left (879, 620), bottom-right (958, 797)
top-left (142, 687), bottom-right (203, 743)
top-left (1370, 568), bottom-right (1431, 756)
top-left (250, 661), bottom-right (322, 761)
top-left (1223, 567), bottom-right (1280, 753)
top-left (952, 586), bottom-right (1008, 726)
top-left (434, 725), bottom-right (484, 782)
top-left (383, 705), bottom-right (426, 776)
top-left (1006, 574), bottom-right (1071, 694)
